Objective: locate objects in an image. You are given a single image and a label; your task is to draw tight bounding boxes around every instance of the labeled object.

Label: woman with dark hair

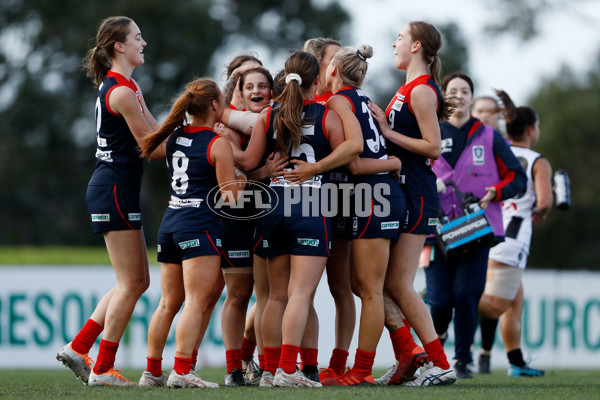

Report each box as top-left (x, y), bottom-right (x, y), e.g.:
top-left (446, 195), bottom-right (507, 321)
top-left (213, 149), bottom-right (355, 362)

top-left (477, 90), bottom-right (550, 377)
top-left (426, 73), bottom-right (526, 379)
top-left (369, 21), bottom-right (457, 386)
top-left (56, 16), bottom-right (163, 386)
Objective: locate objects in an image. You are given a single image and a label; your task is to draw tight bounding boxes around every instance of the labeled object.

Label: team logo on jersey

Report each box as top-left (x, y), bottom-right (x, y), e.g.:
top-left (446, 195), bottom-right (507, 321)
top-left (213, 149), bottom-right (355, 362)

top-left (381, 221), bottom-right (399, 230)
top-left (179, 239), bottom-right (200, 249)
top-left (176, 137), bottom-right (193, 147)
top-left (228, 250), bottom-right (250, 258)
top-left (297, 238), bottom-right (319, 247)
top-left (95, 149), bottom-right (113, 162)
top-left (91, 214), bottom-right (110, 222)
top-left (128, 213), bottom-right (141, 221)
top-left (473, 145), bottom-right (485, 165)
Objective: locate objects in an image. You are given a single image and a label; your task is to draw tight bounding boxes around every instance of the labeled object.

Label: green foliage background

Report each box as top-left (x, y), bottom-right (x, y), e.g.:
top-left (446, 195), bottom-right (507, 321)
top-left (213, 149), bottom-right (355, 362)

top-left (0, 0), bottom-right (597, 269)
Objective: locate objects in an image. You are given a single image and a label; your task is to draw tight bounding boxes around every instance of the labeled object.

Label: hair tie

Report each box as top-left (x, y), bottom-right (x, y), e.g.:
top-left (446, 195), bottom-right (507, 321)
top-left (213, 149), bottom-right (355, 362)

top-left (285, 73), bottom-right (302, 85)
top-left (356, 49), bottom-right (366, 60)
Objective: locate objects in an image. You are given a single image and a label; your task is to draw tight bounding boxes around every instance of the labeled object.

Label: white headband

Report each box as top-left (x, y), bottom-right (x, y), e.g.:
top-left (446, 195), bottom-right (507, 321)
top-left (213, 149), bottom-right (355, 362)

top-left (285, 73), bottom-right (302, 85)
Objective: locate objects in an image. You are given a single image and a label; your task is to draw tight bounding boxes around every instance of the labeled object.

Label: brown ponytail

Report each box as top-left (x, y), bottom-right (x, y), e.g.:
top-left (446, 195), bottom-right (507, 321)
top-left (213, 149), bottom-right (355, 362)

top-left (496, 89), bottom-right (538, 141)
top-left (409, 21), bottom-right (455, 120)
top-left (140, 78), bottom-right (221, 158)
top-left (272, 51), bottom-right (319, 156)
top-left (82, 16), bottom-right (133, 87)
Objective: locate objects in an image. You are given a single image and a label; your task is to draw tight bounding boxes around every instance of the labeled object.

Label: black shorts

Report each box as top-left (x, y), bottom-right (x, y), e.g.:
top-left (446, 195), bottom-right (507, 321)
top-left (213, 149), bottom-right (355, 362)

top-left (86, 184), bottom-right (142, 233)
top-left (157, 231), bottom-right (222, 264)
top-left (401, 193), bottom-right (440, 235)
top-left (220, 218), bottom-right (256, 268)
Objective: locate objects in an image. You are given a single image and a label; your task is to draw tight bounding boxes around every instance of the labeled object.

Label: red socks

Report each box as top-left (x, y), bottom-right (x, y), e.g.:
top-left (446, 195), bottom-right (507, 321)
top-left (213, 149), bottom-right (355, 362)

top-left (258, 353), bottom-right (265, 370)
top-left (226, 349), bottom-right (242, 373)
top-left (300, 347), bottom-right (318, 367)
top-left (263, 346), bottom-right (281, 375)
top-left (191, 349), bottom-right (198, 369)
top-left (174, 357), bottom-right (193, 375)
top-left (390, 325), bottom-right (418, 358)
top-left (93, 339), bottom-right (118, 374)
top-left (279, 344), bottom-right (300, 374)
top-left (241, 337), bottom-right (256, 361)
top-left (71, 319), bottom-right (103, 355)
top-left (329, 348), bottom-right (349, 375)
top-left (424, 339), bottom-right (450, 369)
top-left (352, 348), bottom-right (375, 377)
top-left (146, 357), bottom-right (162, 377)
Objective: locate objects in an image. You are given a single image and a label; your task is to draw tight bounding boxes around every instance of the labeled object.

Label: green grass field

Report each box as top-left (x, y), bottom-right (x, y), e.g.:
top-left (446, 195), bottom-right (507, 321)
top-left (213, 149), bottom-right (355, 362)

top-left (0, 246), bottom-right (158, 265)
top-left (0, 368), bottom-right (598, 400)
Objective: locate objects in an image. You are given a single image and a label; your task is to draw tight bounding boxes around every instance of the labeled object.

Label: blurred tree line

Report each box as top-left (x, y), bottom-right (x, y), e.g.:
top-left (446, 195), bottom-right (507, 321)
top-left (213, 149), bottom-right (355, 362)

top-left (0, 0), bottom-right (597, 269)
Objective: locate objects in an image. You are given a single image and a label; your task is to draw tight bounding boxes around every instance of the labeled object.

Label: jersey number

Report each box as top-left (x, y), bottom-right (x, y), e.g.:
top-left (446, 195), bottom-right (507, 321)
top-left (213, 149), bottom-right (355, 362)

top-left (362, 101), bottom-right (385, 153)
top-left (171, 150), bottom-right (190, 195)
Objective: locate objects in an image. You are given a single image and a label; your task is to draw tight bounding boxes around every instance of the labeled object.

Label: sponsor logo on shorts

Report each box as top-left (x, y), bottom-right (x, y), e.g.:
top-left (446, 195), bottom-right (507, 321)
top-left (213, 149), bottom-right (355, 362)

top-left (179, 239), bottom-right (200, 249)
top-left (91, 214), bottom-right (110, 222)
top-left (381, 221), bottom-right (399, 230)
top-left (128, 213), bottom-right (141, 221)
top-left (176, 136), bottom-right (193, 147)
top-left (263, 240), bottom-right (269, 248)
top-left (216, 239), bottom-right (222, 247)
top-left (298, 238), bottom-right (319, 247)
top-left (228, 250), bottom-right (250, 258)
top-left (157, 245), bottom-right (162, 252)
top-left (428, 218), bottom-right (439, 226)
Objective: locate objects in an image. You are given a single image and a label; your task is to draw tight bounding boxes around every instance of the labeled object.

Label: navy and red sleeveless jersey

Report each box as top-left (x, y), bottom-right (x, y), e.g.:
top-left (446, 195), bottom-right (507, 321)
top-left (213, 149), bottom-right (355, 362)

top-left (266, 101), bottom-right (332, 186)
top-left (159, 126), bottom-right (221, 234)
top-left (89, 70), bottom-right (144, 187)
top-left (385, 75), bottom-right (442, 197)
top-left (335, 86), bottom-right (388, 162)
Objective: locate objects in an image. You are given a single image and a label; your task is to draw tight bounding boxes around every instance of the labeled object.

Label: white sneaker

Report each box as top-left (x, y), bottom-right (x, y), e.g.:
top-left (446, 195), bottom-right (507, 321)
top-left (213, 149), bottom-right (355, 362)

top-left (403, 362), bottom-right (456, 387)
top-left (166, 370), bottom-right (219, 388)
top-left (273, 368), bottom-right (322, 387)
top-left (88, 369), bottom-right (136, 386)
top-left (56, 342), bottom-right (94, 384)
top-left (374, 360), bottom-right (399, 385)
top-left (139, 370), bottom-right (168, 387)
top-left (259, 370), bottom-right (275, 387)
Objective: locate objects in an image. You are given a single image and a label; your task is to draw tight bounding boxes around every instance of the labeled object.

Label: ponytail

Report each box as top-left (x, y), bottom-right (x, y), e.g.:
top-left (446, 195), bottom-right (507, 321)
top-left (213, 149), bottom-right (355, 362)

top-left (83, 16), bottom-right (133, 87)
top-left (272, 51), bottom-right (319, 156)
top-left (140, 78), bottom-right (221, 158)
top-left (496, 89), bottom-right (537, 141)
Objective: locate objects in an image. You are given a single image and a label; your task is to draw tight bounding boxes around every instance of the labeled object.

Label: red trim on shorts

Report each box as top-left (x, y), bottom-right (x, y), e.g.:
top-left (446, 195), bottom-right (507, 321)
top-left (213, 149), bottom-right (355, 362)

top-left (252, 235), bottom-right (263, 252)
top-left (221, 249), bottom-right (235, 267)
top-left (206, 136), bottom-right (220, 167)
top-left (322, 216), bottom-right (330, 257)
top-left (113, 185), bottom-right (135, 230)
top-left (205, 232), bottom-right (220, 253)
top-left (407, 196), bottom-right (424, 233)
top-left (357, 199), bottom-right (374, 239)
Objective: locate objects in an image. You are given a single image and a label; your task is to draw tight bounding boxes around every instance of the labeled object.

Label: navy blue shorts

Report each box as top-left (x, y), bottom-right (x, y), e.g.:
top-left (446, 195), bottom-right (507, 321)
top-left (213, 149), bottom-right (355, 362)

top-left (220, 218), bottom-right (256, 268)
top-left (157, 231), bottom-right (222, 264)
top-left (86, 184), bottom-right (142, 233)
top-left (260, 212), bottom-right (332, 258)
top-left (401, 193), bottom-right (440, 235)
top-left (353, 179), bottom-right (405, 241)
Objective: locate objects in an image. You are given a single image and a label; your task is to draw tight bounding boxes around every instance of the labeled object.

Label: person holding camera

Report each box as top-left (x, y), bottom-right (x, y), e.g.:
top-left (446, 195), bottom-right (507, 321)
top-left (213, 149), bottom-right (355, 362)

top-left (426, 73), bottom-right (526, 379)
